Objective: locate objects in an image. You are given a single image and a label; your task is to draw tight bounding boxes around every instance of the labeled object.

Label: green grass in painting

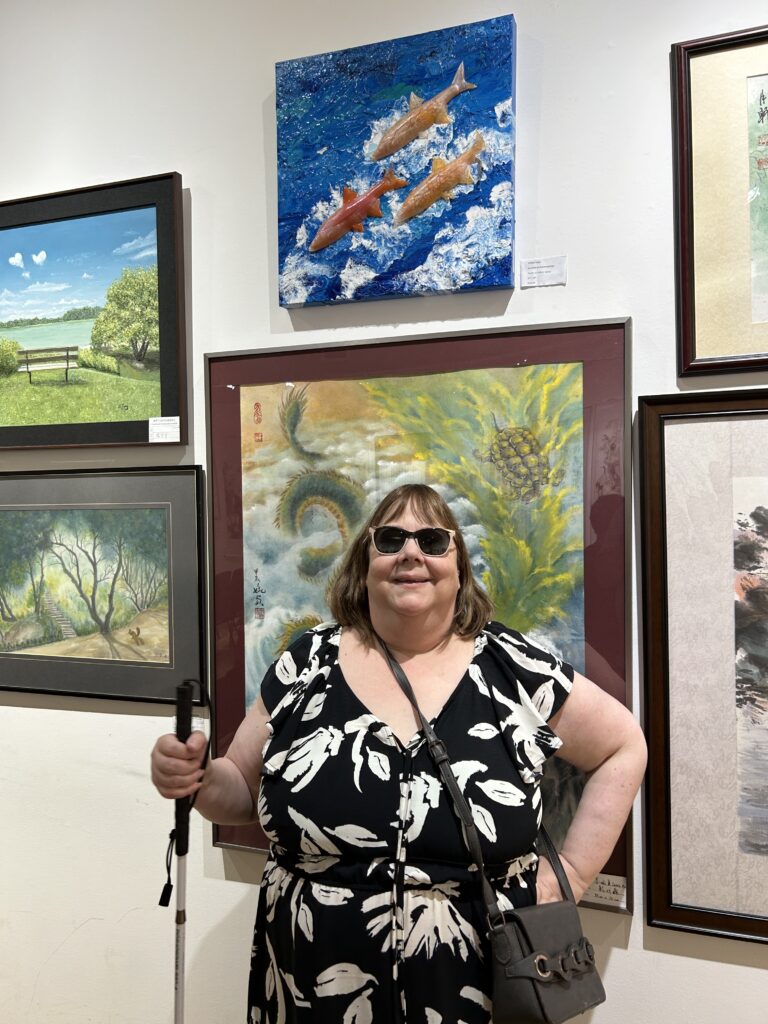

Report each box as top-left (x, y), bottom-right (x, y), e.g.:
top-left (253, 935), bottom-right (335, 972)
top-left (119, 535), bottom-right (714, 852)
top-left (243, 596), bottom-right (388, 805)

top-left (0, 368), bottom-right (161, 426)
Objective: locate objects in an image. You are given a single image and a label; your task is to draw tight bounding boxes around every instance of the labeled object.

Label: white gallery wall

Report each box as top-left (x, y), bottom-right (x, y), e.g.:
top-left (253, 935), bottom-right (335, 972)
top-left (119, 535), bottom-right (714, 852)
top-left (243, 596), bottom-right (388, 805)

top-left (1, 0), bottom-right (766, 1021)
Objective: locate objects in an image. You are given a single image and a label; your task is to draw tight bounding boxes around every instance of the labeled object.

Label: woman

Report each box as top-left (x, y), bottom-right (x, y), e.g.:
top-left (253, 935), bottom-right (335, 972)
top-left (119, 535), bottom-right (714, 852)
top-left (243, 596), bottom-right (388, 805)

top-left (151, 484), bottom-right (646, 1023)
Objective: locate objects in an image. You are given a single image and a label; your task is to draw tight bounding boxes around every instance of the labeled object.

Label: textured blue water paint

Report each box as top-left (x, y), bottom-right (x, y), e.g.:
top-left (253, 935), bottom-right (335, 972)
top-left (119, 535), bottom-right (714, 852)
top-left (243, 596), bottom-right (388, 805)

top-left (276, 16), bottom-right (516, 307)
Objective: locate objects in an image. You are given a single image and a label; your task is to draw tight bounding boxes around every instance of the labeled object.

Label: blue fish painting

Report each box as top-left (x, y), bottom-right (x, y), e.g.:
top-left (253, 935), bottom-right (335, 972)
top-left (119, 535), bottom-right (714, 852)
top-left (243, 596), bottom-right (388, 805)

top-left (276, 16), bottom-right (516, 306)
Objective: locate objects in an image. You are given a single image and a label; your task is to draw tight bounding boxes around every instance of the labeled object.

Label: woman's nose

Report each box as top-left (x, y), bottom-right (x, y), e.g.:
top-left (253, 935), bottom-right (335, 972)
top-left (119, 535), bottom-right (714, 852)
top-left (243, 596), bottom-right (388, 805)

top-left (398, 535), bottom-right (422, 557)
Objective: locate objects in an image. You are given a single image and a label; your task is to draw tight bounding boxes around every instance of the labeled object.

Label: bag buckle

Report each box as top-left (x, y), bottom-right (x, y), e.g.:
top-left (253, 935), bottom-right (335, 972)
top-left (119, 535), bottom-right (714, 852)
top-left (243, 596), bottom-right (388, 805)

top-left (534, 954), bottom-right (553, 980)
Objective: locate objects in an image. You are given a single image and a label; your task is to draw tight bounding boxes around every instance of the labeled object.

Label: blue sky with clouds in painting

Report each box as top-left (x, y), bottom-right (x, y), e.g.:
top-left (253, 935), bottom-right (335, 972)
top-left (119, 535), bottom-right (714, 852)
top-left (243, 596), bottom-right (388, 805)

top-left (0, 206), bottom-right (157, 321)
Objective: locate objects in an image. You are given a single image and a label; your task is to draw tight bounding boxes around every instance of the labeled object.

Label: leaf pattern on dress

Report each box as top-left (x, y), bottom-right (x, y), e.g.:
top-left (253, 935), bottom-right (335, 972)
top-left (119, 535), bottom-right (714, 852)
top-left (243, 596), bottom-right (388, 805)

top-left (343, 988), bottom-right (375, 1024)
top-left (303, 690), bottom-right (327, 720)
top-left (311, 882), bottom-right (355, 906)
top-left (403, 884), bottom-right (482, 961)
top-left (468, 799), bottom-right (497, 842)
top-left (426, 1010), bottom-right (443, 1023)
top-left (315, 963), bottom-right (378, 997)
top-left (287, 806), bottom-right (342, 855)
top-left (281, 969), bottom-right (311, 1007)
top-left (404, 772), bottom-right (442, 843)
top-left (361, 891), bottom-right (392, 952)
top-left (467, 722), bottom-right (499, 739)
top-left (460, 986), bottom-right (492, 1010)
top-left (296, 900), bottom-right (313, 942)
top-left (326, 823), bottom-right (388, 848)
top-left (367, 747), bottom-right (391, 781)
top-left (450, 760), bottom-right (488, 790)
top-left (476, 778), bottom-right (525, 806)
top-left (283, 725), bottom-right (344, 791)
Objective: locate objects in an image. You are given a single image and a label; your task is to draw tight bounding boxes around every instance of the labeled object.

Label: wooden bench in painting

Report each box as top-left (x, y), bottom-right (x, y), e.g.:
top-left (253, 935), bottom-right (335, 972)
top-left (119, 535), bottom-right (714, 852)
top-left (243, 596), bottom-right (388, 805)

top-left (17, 346), bottom-right (79, 383)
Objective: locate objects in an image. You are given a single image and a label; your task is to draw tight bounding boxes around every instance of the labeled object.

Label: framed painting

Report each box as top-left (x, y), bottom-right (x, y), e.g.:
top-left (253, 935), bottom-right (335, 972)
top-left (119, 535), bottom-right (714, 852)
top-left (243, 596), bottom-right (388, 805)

top-left (0, 466), bottom-right (205, 703)
top-left (640, 390), bottom-right (768, 943)
top-left (0, 172), bottom-right (187, 449)
top-left (672, 24), bottom-right (768, 375)
top-left (276, 15), bottom-right (515, 307)
top-left (206, 320), bottom-right (631, 910)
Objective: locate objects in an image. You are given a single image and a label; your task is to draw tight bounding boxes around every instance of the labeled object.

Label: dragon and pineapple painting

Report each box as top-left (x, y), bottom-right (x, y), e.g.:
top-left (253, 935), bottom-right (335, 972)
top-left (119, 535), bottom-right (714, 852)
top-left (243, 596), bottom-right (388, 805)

top-left (240, 360), bottom-right (586, 844)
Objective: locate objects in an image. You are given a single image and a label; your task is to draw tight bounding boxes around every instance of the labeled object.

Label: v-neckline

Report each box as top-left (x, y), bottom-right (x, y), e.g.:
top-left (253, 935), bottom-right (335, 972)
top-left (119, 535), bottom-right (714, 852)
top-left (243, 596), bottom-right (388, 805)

top-left (334, 652), bottom-right (473, 750)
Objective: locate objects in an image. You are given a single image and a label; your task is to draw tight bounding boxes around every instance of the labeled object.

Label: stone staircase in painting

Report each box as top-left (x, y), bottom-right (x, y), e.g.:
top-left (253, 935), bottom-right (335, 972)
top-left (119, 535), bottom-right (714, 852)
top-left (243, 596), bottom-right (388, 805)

top-left (42, 592), bottom-right (77, 639)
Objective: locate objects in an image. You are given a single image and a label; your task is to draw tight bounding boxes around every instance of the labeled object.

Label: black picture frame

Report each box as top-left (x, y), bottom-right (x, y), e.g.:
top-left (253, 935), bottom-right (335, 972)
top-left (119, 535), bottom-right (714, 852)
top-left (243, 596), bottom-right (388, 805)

top-left (672, 24), bottom-right (768, 376)
top-left (0, 172), bottom-right (187, 449)
top-left (640, 390), bottom-right (768, 943)
top-left (0, 465), bottom-right (205, 703)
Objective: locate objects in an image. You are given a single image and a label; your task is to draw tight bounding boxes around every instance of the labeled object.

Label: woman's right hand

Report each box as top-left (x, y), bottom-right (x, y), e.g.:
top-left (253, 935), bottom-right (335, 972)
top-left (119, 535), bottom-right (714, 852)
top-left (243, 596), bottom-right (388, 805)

top-left (150, 730), bottom-right (208, 799)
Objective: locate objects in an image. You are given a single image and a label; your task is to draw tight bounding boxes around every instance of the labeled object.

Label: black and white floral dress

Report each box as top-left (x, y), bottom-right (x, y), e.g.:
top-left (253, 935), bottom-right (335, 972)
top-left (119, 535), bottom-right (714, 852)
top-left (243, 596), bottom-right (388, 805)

top-left (248, 621), bottom-right (573, 1024)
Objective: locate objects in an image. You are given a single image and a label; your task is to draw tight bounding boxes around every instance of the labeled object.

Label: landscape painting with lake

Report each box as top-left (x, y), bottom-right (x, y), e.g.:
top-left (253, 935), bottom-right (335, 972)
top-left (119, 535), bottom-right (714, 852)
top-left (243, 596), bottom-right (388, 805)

top-left (0, 206), bottom-right (162, 428)
top-left (0, 172), bottom-right (185, 450)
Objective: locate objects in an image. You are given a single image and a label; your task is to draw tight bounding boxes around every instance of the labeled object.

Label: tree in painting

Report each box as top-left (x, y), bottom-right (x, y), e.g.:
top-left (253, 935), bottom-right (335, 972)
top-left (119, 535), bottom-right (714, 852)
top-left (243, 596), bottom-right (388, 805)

top-left (91, 265), bottom-right (159, 368)
top-left (0, 506), bottom-right (169, 663)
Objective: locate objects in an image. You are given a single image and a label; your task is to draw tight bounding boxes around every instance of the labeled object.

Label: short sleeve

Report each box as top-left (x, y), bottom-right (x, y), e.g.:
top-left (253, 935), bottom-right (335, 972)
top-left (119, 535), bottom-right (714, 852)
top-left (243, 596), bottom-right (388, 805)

top-left (478, 622), bottom-right (574, 783)
top-left (259, 627), bottom-right (328, 716)
top-left (484, 620), bottom-right (574, 721)
top-left (487, 614), bottom-right (573, 720)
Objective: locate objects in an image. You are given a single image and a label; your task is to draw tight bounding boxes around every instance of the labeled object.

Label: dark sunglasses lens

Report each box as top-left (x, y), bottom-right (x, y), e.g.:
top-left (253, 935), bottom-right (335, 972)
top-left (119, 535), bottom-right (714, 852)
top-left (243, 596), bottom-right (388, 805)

top-left (417, 528), bottom-right (451, 555)
top-left (374, 527), bottom-right (407, 553)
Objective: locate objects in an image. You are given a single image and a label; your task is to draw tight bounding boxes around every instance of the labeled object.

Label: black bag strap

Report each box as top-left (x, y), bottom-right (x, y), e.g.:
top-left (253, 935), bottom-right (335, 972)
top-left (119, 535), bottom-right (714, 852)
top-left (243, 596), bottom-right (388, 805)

top-left (374, 633), bottom-right (576, 920)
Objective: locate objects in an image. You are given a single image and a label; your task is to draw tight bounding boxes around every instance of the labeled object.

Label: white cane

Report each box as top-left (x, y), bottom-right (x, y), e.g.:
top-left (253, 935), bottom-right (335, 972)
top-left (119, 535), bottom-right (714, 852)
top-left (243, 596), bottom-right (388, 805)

top-left (159, 679), bottom-right (195, 1024)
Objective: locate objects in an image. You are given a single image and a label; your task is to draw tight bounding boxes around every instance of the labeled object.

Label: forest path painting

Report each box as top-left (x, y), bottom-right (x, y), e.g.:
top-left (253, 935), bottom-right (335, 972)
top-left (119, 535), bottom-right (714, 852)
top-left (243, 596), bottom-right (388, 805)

top-left (0, 506), bottom-right (170, 665)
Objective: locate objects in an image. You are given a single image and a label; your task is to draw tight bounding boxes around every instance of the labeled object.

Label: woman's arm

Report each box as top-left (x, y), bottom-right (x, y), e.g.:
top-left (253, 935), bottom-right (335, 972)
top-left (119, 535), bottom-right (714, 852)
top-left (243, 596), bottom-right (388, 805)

top-left (536, 672), bottom-right (647, 903)
top-left (150, 695), bottom-right (272, 826)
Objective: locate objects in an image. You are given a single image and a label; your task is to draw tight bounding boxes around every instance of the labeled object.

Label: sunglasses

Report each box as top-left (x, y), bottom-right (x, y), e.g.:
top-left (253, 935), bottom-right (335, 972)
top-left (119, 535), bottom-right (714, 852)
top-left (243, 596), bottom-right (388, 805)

top-left (369, 526), bottom-right (456, 556)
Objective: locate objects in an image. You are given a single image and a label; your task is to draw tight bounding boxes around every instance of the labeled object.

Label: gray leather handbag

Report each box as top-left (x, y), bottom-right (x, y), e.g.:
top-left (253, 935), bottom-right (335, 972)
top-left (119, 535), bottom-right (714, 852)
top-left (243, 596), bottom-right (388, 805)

top-left (376, 636), bottom-right (606, 1024)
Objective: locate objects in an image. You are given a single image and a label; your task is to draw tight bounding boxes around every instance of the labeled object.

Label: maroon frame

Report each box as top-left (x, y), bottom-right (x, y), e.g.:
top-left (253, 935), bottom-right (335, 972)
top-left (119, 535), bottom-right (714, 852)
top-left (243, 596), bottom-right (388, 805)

top-left (205, 321), bottom-right (630, 872)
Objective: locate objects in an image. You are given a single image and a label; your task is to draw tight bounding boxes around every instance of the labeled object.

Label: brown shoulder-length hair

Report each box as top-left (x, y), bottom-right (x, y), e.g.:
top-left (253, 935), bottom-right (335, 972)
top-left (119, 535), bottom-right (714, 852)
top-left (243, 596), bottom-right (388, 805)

top-left (327, 483), bottom-right (494, 644)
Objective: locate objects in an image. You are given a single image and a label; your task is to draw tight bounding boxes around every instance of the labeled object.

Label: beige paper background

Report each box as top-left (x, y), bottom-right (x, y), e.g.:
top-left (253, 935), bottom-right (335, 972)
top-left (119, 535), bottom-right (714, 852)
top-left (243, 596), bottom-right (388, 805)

top-left (691, 42), bottom-right (768, 357)
top-left (665, 417), bottom-right (768, 916)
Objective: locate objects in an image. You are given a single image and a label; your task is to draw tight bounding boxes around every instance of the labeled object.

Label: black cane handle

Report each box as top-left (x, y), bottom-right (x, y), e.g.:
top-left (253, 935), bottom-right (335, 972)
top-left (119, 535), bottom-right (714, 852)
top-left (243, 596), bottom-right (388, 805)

top-left (174, 680), bottom-right (194, 857)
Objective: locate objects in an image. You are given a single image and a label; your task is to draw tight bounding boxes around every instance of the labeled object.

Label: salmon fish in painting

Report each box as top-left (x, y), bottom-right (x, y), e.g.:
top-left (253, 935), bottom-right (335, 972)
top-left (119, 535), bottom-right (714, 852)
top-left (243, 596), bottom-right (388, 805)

top-left (372, 62), bottom-right (476, 161)
top-left (308, 169), bottom-right (407, 251)
top-left (394, 134), bottom-right (485, 225)
top-left (276, 15), bottom-right (516, 306)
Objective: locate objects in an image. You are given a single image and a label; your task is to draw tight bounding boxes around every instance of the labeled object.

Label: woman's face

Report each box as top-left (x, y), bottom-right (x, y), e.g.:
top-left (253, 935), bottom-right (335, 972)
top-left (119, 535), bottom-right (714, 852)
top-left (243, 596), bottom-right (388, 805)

top-left (365, 501), bottom-right (460, 625)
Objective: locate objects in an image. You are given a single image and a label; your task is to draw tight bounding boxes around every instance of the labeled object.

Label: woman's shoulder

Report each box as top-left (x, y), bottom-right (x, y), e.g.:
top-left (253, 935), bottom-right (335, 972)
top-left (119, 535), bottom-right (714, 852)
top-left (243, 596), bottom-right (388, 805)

top-left (260, 622), bottom-right (340, 713)
top-left (475, 620), bottom-right (574, 717)
top-left (479, 620), bottom-right (572, 670)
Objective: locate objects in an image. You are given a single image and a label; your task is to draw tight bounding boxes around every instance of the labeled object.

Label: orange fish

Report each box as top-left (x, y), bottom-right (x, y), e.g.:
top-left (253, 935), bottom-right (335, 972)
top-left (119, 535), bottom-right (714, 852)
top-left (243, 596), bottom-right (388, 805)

top-left (372, 62), bottom-right (476, 161)
top-left (394, 133), bottom-right (485, 226)
top-left (308, 168), bottom-right (408, 252)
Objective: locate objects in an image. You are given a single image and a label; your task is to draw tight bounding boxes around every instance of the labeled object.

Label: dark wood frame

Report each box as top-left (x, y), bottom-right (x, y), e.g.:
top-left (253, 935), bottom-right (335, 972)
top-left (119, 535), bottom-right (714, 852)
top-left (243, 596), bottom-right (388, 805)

top-left (0, 172), bottom-right (187, 449)
top-left (673, 24), bottom-right (768, 376)
top-left (639, 390), bottom-right (768, 943)
top-left (206, 321), bottom-right (631, 903)
top-left (0, 465), bottom-right (206, 703)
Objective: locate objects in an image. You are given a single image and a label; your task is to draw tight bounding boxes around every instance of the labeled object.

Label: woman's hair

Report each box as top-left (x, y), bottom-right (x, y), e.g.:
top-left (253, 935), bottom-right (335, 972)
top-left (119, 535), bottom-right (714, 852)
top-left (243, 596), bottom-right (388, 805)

top-left (327, 483), bottom-right (494, 644)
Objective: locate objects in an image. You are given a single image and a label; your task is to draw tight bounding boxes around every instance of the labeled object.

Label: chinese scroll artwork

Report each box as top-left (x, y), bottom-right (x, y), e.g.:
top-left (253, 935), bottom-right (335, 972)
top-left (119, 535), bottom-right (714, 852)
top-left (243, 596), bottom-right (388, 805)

top-left (750, 73), bottom-right (768, 324)
top-left (733, 479), bottom-right (768, 856)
